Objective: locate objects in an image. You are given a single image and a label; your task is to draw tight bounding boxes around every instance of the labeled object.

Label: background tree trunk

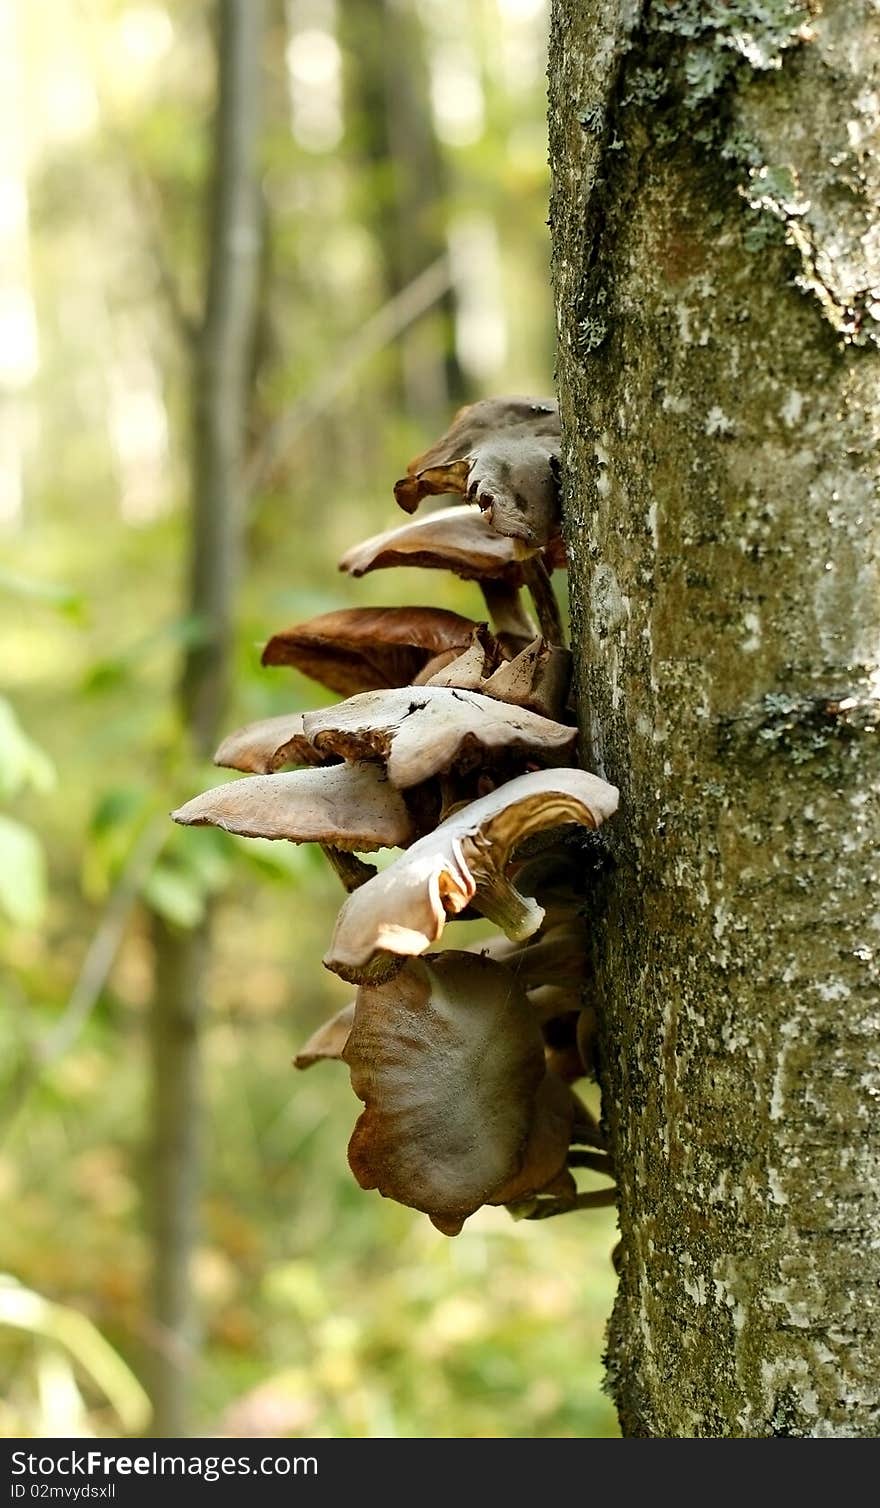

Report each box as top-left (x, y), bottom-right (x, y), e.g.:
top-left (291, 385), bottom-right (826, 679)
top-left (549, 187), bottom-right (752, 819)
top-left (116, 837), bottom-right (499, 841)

top-left (147, 0), bottom-right (264, 1437)
top-left (548, 0), bottom-right (880, 1436)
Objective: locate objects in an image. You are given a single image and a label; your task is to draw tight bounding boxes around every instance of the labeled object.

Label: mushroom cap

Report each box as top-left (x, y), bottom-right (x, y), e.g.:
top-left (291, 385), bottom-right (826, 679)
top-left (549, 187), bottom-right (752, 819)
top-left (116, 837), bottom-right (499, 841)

top-left (261, 606), bottom-right (482, 697)
top-left (171, 761), bottom-right (416, 851)
top-left (342, 952), bottom-right (550, 1234)
top-left (426, 635), bottom-right (572, 721)
top-left (302, 684), bottom-right (578, 790)
top-left (488, 1071), bottom-right (575, 1208)
top-left (323, 767), bottom-right (619, 982)
top-left (214, 711), bottom-right (327, 774)
top-left (394, 396), bottom-right (562, 550)
top-left (340, 504), bottom-right (529, 582)
top-left (294, 1002), bottom-right (355, 1070)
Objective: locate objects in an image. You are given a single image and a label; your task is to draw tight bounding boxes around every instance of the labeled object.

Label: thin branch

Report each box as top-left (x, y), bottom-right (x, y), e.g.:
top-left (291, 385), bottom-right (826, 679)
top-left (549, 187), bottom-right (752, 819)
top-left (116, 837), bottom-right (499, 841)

top-left (245, 253), bottom-right (452, 492)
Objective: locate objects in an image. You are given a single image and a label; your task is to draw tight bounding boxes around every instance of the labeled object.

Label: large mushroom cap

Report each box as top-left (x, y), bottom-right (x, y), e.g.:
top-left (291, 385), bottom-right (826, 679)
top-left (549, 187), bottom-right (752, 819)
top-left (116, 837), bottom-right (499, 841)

top-left (342, 952), bottom-right (551, 1234)
top-left (261, 606), bottom-right (482, 697)
top-left (323, 766), bottom-right (619, 982)
top-left (394, 396), bottom-right (562, 550)
top-left (301, 684), bottom-right (578, 789)
top-left (214, 711), bottom-right (327, 774)
top-left (340, 504), bottom-right (529, 582)
top-left (171, 761), bottom-right (416, 851)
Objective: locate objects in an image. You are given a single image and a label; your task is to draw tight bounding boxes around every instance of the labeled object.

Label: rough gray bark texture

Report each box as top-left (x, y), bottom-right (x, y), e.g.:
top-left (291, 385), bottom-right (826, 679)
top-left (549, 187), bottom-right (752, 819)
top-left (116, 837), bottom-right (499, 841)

top-left (548, 0), bottom-right (880, 1437)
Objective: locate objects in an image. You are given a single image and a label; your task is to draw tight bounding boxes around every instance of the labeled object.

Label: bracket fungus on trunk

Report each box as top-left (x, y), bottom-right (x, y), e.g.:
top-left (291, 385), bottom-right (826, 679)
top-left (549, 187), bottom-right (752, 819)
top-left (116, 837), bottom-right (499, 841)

top-left (172, 396), bottom-right (620, 1239)
top-left (342, 953), bottom-right (575, 1236)
top-left (262, 606), bottom-right (483, 696)
top-left (302, 684), bottom-right (579, 789)
top-left (172, 761), bottom-right (416, 851)
top-left (214, 711), bottom-right (326, 774)
top-left (393, 396), bottom-right (562, 552)
top-left (323, 768), bottom-right (618, 984)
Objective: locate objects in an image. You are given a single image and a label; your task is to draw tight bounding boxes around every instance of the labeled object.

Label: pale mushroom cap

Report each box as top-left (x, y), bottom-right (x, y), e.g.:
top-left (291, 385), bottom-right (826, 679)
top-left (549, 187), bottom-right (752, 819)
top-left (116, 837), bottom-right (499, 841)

top-left (324, 767), bottom-right (619, 981)
top-left (343, 952), bottom-right (548, 1232)
top-left (340, 504), bottom-right (528, 581)
top-left (171, 761), bottom-right (416, 851)
top-left (302, 684), bottom-right (578, 789)
top-left (214, 711), bottom-right (325, 774)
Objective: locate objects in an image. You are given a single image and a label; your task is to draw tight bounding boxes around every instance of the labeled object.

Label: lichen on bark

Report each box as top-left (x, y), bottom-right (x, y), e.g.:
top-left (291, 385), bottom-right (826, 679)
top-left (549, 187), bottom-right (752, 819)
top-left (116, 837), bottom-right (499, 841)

top-left (549, 0), bottom-right (880, 1436)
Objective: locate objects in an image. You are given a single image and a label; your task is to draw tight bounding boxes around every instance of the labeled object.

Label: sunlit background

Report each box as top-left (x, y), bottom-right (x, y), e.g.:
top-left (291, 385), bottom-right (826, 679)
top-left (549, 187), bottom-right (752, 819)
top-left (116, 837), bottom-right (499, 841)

top-left (0, 0), bottom-right (618, 1438)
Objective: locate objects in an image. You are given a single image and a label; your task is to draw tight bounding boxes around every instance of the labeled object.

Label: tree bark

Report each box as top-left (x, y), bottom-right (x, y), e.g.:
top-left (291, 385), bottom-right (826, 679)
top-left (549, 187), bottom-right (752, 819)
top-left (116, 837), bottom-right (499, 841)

top-left (147, 0), bottom-right (264, 1437)
top-left (548, 0), bottom-right (880, 1437)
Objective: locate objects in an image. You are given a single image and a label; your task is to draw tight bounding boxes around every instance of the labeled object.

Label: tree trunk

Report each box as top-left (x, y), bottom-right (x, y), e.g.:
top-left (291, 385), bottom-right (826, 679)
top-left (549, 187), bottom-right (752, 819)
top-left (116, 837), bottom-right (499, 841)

top-left (548, 0), bottom-right (880, 1437)
top-left (147, 0), bottom-right (264, 1437)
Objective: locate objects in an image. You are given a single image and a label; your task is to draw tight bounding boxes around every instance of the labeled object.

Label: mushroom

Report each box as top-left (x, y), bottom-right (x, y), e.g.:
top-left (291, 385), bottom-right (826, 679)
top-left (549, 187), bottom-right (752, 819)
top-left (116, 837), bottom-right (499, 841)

top-left (339, 504), bottom-right (542, 651)
top-left (427, 635), bottom-right (572, 721)
top-left (293, 1002), bottom-right (355, 1070)
top-left (340, 503), bottom-right (530, 581)
top-left (342, 952), bottom-right (574, 1236)
top-left (214, 711), bottom-right (327, 774)
top-left (302, 685), bottom-right (578, 790)
top-left (261, 606), bottom-right (484, 697)
top-left (393, 396), bottom-right (562, 553)
top-left (323, 767), bottom-right (619, 983)
top-left (171, 761), bottom-right (416, 851)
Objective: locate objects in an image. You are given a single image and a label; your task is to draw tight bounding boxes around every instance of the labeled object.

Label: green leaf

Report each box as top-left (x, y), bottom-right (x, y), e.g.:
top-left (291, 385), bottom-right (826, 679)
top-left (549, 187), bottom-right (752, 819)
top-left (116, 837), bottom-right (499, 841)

top-left (0, 816), bottom-right (48, 927)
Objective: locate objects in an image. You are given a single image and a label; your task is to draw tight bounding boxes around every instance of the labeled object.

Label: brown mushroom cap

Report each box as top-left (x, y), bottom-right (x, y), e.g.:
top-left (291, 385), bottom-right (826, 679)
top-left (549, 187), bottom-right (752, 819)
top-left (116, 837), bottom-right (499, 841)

top-left (261, 606), bottom-right (483, 697)
top-left (394, 396), bottom-right (562, 550)
top-left (171, 761), bottom-right (416, 851)
top-left (302, 684), bottom-right (578, 790)
top-left (340, 504), bottom-right (529, 582)
top-left (294, 1002), bottom-right (355, 1070)
top-left (342, 952), bottom-right (557, 1235)
top-left (214, 711), bottom-right (327, 774)
top-left (323, 767), bottom-right (619, 983)
top-left (488, 1071), bottom-right (575, 1209)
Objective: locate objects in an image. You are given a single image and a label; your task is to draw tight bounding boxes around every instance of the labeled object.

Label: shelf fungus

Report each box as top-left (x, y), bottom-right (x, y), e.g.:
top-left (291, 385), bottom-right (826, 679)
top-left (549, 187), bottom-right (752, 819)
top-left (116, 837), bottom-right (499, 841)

top-left (171, 761), bottom-right (416, 851)
top-left (342, 953), bottom-right (576, 1236)
top-left (214, 711), bottom-right (326, 775)
top-left (323, 768), bottom-right (619, 984)
top-left (393, 396), bottom-right (562, 552)
top-left (428, 635), bottom-right (572, 721)
top-left (302, 684), bottom-right (578, 790)
top-left (261, 606), bottom-right (482, 696)
top-left (172, 396), bottom-right (620, 1238)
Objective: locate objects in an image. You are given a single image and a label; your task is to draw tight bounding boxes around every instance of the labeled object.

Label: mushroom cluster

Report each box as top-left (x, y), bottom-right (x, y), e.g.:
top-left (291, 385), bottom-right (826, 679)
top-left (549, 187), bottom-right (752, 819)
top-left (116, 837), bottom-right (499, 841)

top-left (173, 397), bottom-right (619, 1235)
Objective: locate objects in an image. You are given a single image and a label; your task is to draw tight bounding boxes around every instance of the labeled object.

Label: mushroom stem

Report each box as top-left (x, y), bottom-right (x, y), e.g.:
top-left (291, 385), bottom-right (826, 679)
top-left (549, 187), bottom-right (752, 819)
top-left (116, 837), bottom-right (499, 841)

top-left (473, 871), bottom-right (543, 942)
top-left (321, 846), bottom-right (377, 892)
top-left (478, 579), bottom-right (536, 649)
top-left (523, 1187), bottom-right (617, 1220)
top-left (522, 558), bottom-right (565, 646)
top-left (566, 1150), bottom-right (616, 1177)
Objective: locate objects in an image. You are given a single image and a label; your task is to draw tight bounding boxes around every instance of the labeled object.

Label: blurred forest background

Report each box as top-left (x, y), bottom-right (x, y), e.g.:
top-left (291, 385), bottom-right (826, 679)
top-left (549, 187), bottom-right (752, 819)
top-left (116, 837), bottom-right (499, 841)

top-left (0, 0), bottom-right (618, 1437)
